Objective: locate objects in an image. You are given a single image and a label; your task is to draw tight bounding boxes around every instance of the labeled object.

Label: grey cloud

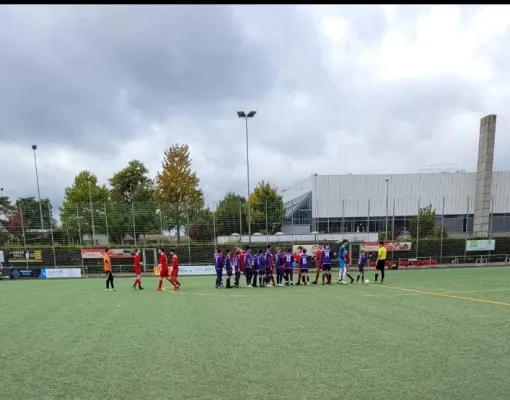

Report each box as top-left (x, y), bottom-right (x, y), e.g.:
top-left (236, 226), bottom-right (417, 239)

top-left (1, 5), bottom-right (510, 207)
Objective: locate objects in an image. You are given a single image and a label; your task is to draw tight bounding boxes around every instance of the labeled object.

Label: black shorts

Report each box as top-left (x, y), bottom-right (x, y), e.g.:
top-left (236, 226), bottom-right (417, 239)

top-left (376, 260), bottom-right (386, 271)
top-left (322, 264), bottom-right (331, 271)
top-left (226, 270), bottom-right (233, 277)
top-left (358, 265), bottom-right (364, 273)
top-left (258, 269), bottom-right (266, 276)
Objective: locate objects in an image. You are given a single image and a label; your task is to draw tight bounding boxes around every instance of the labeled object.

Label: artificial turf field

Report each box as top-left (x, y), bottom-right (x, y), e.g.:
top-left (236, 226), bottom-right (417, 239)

top-left (2, 267), bottom-right (510, 400)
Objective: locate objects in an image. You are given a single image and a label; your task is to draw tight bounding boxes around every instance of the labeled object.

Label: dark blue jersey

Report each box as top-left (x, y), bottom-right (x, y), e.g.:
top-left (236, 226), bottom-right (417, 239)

top-left (284, 253), bottom-right (294, 269)
top-left (244, 251), bottom-right (252, 269)
top-left (275, 251), bottom-right (282, 267)
top-left (299, 254), bottom-right (309, 269)
top-left (225, 255), bottom-right (232, 271)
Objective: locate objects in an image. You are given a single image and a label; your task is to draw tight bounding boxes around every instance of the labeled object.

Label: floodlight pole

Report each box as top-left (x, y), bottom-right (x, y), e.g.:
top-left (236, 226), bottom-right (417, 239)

top-left (237, 111), bottom-right (257, 244)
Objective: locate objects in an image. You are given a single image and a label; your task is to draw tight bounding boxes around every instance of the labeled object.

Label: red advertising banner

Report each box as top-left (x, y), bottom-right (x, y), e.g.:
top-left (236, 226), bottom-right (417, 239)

top-left (361, 242), bottom-right (412, 252)
top-left (81, 248), bottom-right (135, 259)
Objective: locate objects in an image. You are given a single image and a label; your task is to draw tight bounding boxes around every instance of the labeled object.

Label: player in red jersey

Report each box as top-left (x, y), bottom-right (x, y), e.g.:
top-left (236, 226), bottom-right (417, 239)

top-left (169, 249), bottom-right (181, 290)
top-left (156, 248), bottom-right (172, 291)
top-left (237, 246), bottom-right (246, 273)
top-left (312, 245), bottom-right (323, 284)
top-left (132, 248), bottom-right (144, 290)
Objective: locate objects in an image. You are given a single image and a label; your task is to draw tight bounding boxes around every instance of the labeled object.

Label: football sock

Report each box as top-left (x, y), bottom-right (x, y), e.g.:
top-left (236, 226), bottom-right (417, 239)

top-left (157, 280), bottom-right (162, 290)
top-left (361, 274), bottom-right (364, 281)
top-left (356, 275), bottom-right (360, 282)
top-left (306, 276), bottom-right (310, 284)
top-left (381, 270), bottom-right (385, 283)
top-left (315, 270), bottom-right (320, 282)
top-left (375, 273), bottom-right (378, 282)
top-left (347, 273), bottom-right (354, 283)
top-left (322, 274), bottom-right (325, 284)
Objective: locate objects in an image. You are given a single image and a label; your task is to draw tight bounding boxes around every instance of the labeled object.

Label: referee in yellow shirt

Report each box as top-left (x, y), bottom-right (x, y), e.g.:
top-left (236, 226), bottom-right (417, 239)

top-left (375, 241), bottom-right (387, 283)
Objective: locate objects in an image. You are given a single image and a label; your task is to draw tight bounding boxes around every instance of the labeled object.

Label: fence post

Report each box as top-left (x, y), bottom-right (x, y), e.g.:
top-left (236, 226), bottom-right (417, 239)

top-left (76, 205), bottom-right (83, 264)
top-left (18, 202), bottom-right (28, 269)
top-left (212, 203), bottom-right (217, 247)
top-left (265, 200), bottom-right (269, 244)
top-left (186, 205), bottom-right (192, 266)
top-left (440, 197), bottom-right (445, 263)
top-left (367, 199), bottom-right (371, 242)
top-left (239, 200), bottom-right (243, 246)
top-left (391, 198), bottom-right (396, 263)
top-left (87, 183), bottom-right (95, 244)
top-left (291, 198), bottom-right (294, 246)
top-left (464, 196), bottom-right (470, 259)
top-left (48, 204), bottom-right (57, 267)
top-left (132, 202), bottom-right (137, 245)
top-left (341, 199), bottom-right (345, 233)
top-left (104, 203), bottom-right (110, 247)
top-left (416, 198), bottom-right (420, 258)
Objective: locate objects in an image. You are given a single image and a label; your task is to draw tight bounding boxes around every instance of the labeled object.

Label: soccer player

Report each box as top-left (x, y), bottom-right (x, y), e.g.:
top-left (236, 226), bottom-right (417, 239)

top-left (132, 248), bottom-right (144, 290)
top-left (265, 245), bottom-right (276, 287)
top-left (214, 248), bottom-right (224, 289)
top-left (104, 248), bottom-right (115, 291)
top-left (225, 249), bottom-right (234, 289)
top-left (244, 246), bottom-right (253, 287)
top-left (234, 250), bottom-right (242, 288)
top-left (338, 240), bottom-right (348, 283)
top-left (356, 250), bottom-right (368, 283)
top-left (274, 247), bottom-right (284, 286)
top-left (156, 247), bottom-right (172, 291)
top-left (321, 243), bottom-right (333, 285)
top-left (342, 248), bottom-right (355, 284)
top-left (294, 246), bottom-right (303, 285)
top-left (375, 241), bottom-right (387, 283)
top-left (299, 248), bottom-right (310, 285)
top-left (169, 249), bottom-right (181, 290)
top-left (257, 249), bottom-right (266, 287)
top-left (284, 248), bottom-right (294, 286)
top-left (312, 245), bottom-right (323, 284)
top-left (251, 249), bottom-right (259, 287)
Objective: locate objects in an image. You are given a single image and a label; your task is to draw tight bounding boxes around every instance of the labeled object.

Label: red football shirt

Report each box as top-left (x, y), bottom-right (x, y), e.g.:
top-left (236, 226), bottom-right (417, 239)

top-left (160, 253), bottom-right (169, 269)
top-left (294, 253), bottom-right (301, 263)
top-left (316, 249), bottom-right (322, 265)
top-left (172, 255), bottom-right (179, 269)
top-left (240, 250), bottom-right (245, 269)
top-left (134, 254), bottom-right (141, 268)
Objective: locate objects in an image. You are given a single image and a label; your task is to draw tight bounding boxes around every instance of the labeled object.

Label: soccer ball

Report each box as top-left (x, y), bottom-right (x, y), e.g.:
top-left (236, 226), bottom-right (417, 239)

top-left (364, 279), bottom-right (370, 284)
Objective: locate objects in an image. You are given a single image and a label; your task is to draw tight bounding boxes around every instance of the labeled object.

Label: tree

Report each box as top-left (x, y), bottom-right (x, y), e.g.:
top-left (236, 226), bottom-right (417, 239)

top-left (109, 160), bottom-right (154, 203)
top-left (248, 181), bottom-right (285, 234)
top-left (155, 144), bottom-right (204, 243)
top-left (215, 192), bottom-right (246, 235)
top-left (409, 204), bottom-right (438, 239)
top-left (59, 171), bottom-right (110, 242)
top-left (0, 195), bottom-right (15, 245)
top-left (107, 160), bottom-right (159, 241)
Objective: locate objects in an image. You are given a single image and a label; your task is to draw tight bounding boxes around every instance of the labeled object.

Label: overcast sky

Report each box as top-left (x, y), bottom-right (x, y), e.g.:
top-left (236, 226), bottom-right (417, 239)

top-left (1, 5), bottom-right (510, 209)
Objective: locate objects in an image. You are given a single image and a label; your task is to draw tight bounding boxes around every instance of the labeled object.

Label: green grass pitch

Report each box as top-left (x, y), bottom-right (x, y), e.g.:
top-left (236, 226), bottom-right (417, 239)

top-left (2, 267), bottom-right (510, 400)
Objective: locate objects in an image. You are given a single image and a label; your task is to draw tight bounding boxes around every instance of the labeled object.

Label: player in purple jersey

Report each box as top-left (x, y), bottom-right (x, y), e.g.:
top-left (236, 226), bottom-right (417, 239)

top-left (250, 249), bottom-right (259, 287)
top-left (244, 247), bottom-right (253, 287)
top-left (274, 247), bottom-right (284, 286)
top-left (299, 248), bottom-right (311, 285)
top-left (265, 245), bottom-right (276, 287)
top-left (320, 243), bottom-right (333, 285)
top-left (234, 251), bottom-right (242, 288)
top-left (224, 249), bottom-right (234, 289)
top-left (256, 249), bottom-right (266, 287)
top-left (214, 248), bottom-right (224, 289)
top-left (283, 248), bottom-right (294, 286)
top-left (356, 250), bottom-right (368, 283)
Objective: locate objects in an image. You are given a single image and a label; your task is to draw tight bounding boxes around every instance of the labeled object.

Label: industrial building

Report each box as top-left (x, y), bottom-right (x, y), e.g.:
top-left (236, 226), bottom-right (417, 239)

top-left (282, 115), bottom-right (508, 237)
top-left (281, 171), bottom-right (510, 236)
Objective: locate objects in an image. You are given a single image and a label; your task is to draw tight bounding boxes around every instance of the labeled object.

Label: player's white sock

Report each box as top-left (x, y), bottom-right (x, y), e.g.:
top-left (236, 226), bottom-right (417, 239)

top-left (339, 269), bottom-right (342, 280)
top-left (342, 268), bottom-right (347, 280)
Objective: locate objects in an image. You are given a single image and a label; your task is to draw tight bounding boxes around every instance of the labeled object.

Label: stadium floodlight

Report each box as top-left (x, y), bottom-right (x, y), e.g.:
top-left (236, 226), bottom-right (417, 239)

top-left (31, 144), bottom-right (44, 230)
top-left (237, 110), bottom-right (258, 243)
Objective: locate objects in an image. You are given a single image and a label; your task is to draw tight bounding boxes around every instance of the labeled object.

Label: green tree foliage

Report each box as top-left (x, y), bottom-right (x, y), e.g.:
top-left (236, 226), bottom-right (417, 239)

top-left (248, 181), bottom-right (285, 234)
top-left (155, 144), bottom-right (204, 243)
top-left (59, 171), bottom-right (109, 242)
top-left (0, 195), bottom-right (15, 245)
top-left (215, 192), bottom-right (246, 235)
top-left (107, 160), bottom-right (159, 242)
top-left (409, 204), bottom-right (447, 239)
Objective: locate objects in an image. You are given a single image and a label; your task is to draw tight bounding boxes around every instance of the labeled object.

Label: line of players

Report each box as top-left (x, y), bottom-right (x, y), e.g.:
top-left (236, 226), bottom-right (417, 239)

top-left (212, 240), bottom-right (372, 289)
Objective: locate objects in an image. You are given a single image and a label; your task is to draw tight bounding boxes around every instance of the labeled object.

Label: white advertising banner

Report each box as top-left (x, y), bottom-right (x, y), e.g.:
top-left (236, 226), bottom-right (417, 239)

top-left (178, 265), bottom-right (215, 276)
top-left (44, 268), bottom-right (82, 279)
top-left (465, 239), bottom-right (496, 252)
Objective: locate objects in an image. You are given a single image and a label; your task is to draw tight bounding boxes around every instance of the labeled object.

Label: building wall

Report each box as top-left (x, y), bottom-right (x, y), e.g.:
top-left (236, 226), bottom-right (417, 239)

top-left (287, 172), bottom-right (510, 219)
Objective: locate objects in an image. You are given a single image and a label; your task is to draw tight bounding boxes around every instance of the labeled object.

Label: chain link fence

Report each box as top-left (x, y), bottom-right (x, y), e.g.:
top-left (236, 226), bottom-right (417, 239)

top-left (1, 197), bottom-right (510, 271)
